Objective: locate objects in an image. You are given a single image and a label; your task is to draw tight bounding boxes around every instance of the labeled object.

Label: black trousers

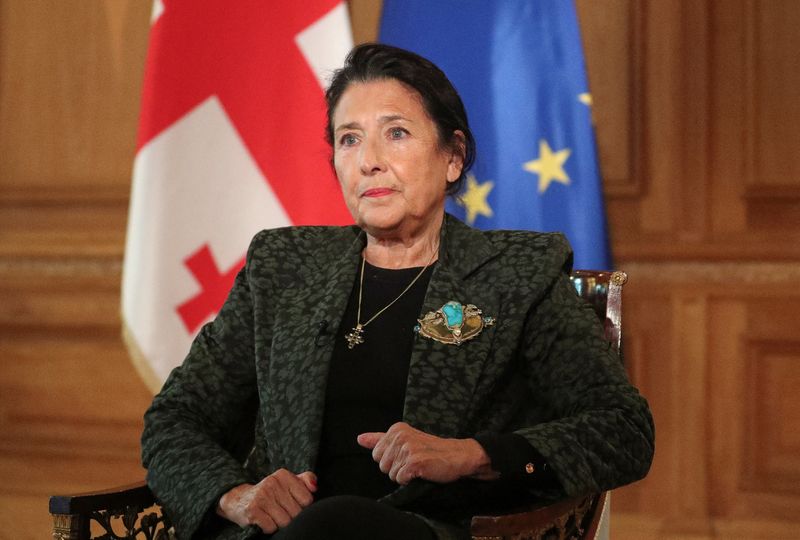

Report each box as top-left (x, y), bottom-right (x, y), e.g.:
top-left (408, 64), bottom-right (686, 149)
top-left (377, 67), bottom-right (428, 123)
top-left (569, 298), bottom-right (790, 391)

top-left (262, 495), bottom-right (438, 540)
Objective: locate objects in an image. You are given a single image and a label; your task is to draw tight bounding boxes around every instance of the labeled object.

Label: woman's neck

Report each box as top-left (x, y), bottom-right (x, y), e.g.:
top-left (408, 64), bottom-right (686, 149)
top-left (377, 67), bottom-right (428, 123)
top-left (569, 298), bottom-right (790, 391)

top-left (363, 216), bottom-right (443, 269)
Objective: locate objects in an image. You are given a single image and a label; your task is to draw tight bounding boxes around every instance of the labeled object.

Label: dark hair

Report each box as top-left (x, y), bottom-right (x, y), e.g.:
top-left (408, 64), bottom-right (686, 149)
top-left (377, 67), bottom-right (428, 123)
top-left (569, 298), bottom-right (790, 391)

top-left (325, 43), bottom-right (476, 195)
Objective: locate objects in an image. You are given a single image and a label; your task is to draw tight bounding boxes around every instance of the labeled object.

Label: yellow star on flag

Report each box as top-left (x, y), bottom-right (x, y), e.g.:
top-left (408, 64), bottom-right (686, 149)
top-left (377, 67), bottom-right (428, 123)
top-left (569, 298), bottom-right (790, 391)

top-left (523, 139), bottom-right (572, 194)
top-left (578, 93), bottom-right (592, 106)
top-left (457, 173), bottom-right (494, 225)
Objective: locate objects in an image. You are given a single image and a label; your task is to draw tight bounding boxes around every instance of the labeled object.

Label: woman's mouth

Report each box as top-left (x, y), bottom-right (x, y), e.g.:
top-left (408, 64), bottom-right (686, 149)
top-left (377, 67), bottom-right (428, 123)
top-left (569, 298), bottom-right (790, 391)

top-left (362, 188), bottom-right (395, 198)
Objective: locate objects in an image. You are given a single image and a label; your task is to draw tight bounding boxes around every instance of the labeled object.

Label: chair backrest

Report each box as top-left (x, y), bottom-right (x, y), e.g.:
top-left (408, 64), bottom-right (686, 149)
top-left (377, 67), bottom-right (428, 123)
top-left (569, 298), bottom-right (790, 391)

top-left (570, 270), bottom-right (628, 355)
top-left (570, 269), bottom-right (626, 540)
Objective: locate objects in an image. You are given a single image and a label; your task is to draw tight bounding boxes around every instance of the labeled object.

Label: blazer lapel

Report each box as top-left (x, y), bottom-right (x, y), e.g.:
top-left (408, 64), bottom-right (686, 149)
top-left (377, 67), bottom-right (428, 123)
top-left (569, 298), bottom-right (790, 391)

top-left (266, 227), bottom-right (365, 473)
top-left (403, 215), bottom-right (501, 439)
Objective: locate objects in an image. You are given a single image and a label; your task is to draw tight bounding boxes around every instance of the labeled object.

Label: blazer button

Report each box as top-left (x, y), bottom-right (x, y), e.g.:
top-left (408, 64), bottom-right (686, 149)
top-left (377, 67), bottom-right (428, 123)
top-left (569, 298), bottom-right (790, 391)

top-left (525, 462), bottom-right (535, 474)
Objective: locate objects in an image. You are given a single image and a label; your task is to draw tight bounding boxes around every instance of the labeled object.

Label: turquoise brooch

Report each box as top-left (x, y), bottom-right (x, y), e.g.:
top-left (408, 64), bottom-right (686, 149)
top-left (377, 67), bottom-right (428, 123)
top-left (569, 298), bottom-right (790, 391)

top-left (416, 301), bottom-right (495, 345)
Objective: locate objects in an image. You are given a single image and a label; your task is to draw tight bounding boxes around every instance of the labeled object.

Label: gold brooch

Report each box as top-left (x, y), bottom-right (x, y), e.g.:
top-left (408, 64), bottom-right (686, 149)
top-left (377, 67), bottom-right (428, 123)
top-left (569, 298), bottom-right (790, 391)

top-left (416, 301), bottom-right (495, 345)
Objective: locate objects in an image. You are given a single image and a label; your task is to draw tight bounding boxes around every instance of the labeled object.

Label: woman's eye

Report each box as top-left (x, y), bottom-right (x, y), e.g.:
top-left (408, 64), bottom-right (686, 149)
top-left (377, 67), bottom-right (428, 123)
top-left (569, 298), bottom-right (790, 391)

top-left (339, 134), bottom-right (357, 146)
top-left (389, 127), bottom-right (406, 139)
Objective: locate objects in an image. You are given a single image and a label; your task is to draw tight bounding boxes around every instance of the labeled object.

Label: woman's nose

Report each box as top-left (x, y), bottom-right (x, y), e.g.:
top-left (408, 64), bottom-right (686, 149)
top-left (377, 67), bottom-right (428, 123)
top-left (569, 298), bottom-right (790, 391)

top-left (359, 138), bottom-right (386, 175)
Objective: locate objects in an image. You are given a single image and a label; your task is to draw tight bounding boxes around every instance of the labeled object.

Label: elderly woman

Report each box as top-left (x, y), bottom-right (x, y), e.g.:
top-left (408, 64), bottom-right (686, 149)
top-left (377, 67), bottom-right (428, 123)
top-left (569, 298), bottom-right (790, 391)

top-left (141, 43), bottom-right (654, 540)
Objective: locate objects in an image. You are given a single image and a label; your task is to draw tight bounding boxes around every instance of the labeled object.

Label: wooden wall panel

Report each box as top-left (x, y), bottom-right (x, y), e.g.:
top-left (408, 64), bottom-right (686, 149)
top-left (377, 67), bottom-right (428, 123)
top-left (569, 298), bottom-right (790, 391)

top-left (707, 292), bottom-right (800, 525)
top-left (576, 0), bottom-right (641, 195)
top-left (347, 0), bottom-right (382, 44)
top-left (743, 0), bottom-right (800, 241)
top-left (744, 340), bottom-right (800, 495)
top-left (0, 1), bottom-right (152, 538)
top-left (584, 0), bottom-right (800, 262)
top-left (620, 266), bottom-right (800, 537)
top-left (0, 1), bottom-right (144, 190)
top-left (0, 261), bottom-right (153, 540)
top-left (608, 287), bottom-right (673, 517)
top-left (0, 0), bottom-right (142, 260)
top-left (748, 1), bottom-right (800, 192)
top-left (709, 0), bottom-right (800, 248)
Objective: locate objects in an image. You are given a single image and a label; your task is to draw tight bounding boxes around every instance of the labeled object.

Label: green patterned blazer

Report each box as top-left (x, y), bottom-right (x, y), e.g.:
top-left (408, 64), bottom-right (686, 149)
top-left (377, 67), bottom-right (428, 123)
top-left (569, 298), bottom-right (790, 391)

top-left (141, 214), bottom-right (654, 540)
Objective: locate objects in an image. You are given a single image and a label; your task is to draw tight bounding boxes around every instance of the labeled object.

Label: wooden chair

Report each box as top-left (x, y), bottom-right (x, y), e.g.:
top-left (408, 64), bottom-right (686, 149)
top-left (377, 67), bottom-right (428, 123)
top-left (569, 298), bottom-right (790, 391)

top-left (50, 269), bottom-right (627, 540)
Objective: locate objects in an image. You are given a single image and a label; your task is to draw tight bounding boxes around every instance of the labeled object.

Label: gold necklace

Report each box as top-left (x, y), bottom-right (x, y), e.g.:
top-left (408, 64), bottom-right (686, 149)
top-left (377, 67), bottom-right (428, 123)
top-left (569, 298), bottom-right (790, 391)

top-left (344, 248), bottom-right (437, 349)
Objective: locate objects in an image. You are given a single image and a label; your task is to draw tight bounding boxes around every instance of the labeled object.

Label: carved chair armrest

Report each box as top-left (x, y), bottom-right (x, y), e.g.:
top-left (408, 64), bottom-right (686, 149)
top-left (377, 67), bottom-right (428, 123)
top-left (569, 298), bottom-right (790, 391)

top-left (50, 481), bottom-right (155, 515)
top-left (50, 481), bottom-right (173, 540)
top-left (470, 492), bottom-right (605, 540)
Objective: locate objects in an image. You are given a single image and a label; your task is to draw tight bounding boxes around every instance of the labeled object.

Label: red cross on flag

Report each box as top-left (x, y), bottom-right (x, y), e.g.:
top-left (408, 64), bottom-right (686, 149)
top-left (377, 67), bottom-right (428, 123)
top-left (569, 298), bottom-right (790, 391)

top-left (122, 0), bottom-right (353, 392)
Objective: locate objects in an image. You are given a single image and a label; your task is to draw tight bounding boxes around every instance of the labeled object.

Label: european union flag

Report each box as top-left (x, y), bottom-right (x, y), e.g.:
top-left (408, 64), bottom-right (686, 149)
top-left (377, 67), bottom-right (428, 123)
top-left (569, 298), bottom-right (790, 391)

top-left (380, 1), bottom-right (611, 269)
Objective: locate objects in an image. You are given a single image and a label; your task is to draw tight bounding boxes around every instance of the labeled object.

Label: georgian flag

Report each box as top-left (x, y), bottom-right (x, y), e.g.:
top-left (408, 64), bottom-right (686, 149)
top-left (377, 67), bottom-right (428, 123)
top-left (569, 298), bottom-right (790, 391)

top-left (122, 0), bottom-right (353, 391)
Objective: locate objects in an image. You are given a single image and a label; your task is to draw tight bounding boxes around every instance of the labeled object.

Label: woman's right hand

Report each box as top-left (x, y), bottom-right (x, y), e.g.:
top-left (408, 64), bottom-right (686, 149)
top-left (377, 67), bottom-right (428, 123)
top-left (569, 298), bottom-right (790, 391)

top-left (216, 469), bottom-right (317, 533)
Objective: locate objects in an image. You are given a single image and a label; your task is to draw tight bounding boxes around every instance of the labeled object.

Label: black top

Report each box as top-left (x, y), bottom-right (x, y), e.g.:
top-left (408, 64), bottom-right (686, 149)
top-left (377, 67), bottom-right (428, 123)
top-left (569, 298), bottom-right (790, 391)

top-left (316, 260), bottom-right (434, 499)
top-left (315, 259), bottom-right (557, 500)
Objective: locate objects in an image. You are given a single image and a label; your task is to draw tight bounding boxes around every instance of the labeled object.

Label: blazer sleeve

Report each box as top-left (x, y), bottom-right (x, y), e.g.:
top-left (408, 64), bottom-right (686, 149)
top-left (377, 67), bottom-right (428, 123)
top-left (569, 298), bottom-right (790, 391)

top-left (141, 233), bottom-right (266, 539)
top-left (513, 234), bottom-right (655, 497)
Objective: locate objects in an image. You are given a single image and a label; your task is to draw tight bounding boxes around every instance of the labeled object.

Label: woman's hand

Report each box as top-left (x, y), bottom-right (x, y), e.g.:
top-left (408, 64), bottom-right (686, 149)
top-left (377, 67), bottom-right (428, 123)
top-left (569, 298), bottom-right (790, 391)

top-left (357, 422), bottom-right (499, 485)
top-left (216, 469), bottom-right (316, 533)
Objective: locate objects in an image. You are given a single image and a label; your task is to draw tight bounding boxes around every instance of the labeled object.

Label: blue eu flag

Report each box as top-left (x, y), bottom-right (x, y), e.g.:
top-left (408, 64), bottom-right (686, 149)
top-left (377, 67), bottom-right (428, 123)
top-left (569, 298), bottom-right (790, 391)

top-left (380, 1), bottom-right (611, 269)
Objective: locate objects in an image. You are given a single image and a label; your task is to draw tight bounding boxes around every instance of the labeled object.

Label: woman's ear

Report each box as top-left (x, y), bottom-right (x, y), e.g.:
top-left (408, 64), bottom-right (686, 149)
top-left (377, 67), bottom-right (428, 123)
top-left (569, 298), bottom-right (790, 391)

top-left (446, 130), bottom-right (466, 183)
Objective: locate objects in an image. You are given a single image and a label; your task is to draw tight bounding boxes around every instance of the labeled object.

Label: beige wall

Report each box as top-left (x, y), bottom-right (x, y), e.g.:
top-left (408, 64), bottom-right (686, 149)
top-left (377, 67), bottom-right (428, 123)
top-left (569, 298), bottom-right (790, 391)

top-left (1, 1), bottom-right (799, 538)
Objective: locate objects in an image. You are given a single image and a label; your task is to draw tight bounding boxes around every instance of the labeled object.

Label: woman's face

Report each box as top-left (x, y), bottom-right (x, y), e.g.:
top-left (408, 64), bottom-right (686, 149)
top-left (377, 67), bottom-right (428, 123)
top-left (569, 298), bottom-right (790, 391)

top-left (332, 79), bottom-right (463, 238)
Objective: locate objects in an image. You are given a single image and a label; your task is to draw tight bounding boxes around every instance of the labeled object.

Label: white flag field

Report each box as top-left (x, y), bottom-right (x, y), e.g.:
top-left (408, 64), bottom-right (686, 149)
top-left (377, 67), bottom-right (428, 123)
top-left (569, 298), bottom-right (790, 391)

top-left (122, 0), bottom-right (353, 392)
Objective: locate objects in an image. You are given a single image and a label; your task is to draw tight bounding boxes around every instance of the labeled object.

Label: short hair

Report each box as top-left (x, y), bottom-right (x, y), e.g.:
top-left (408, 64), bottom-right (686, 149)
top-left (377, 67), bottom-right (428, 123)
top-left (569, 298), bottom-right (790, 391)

top-left (325, 43), bottom-right (476, 195)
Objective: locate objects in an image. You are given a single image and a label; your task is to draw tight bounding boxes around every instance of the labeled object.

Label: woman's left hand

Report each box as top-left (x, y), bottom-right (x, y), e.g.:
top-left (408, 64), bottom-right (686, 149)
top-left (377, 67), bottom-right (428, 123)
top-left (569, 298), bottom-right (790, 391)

top-left (357, 422), bottom-right (499, 485)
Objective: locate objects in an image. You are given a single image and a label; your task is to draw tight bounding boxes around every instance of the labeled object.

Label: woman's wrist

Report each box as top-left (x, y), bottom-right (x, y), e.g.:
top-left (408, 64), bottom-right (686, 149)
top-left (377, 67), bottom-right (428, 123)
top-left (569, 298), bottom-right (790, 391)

top-left (462, 438), bottom-right (500, 480)
top-left (216, 483), bottom-right (251, 523)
